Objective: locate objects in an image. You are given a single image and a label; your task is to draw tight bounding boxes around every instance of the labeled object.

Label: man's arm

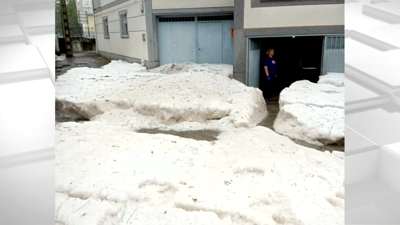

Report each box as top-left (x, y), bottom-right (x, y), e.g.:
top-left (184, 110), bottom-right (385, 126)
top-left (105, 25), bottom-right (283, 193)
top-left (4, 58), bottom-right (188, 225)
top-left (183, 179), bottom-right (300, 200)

top-left (264, 66), bottom-right (269, 76)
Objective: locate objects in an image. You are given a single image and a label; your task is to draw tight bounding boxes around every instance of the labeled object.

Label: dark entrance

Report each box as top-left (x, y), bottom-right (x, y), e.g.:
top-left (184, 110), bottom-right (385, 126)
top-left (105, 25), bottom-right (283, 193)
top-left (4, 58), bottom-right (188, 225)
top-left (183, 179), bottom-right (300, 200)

top-left (248, 36), bottom-right (324, 101)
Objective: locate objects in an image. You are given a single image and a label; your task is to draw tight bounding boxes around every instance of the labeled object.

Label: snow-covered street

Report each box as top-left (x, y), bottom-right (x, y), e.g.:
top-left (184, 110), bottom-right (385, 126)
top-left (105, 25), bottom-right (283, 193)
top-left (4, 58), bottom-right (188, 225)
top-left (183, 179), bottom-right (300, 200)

top-left (55, 61), bottom-right (344, 225)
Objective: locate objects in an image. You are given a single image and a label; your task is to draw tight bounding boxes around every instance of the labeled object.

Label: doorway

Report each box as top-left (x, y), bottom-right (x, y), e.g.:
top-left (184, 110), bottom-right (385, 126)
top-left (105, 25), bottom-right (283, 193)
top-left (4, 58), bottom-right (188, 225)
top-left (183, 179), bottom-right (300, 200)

top-left (247, 36), bottom-right (326, 100)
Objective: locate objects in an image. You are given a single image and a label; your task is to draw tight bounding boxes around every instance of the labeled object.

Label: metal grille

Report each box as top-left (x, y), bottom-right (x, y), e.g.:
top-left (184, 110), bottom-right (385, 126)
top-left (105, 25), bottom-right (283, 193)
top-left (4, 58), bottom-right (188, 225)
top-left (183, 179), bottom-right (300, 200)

top-left (159, 17), bottom-right (195, 22)
top-left (326, 36), bottom-right (345, 49)
top-left (322, 35), bottom-right (345, 74)
top-left (197, 15), bottom-right (234, 21)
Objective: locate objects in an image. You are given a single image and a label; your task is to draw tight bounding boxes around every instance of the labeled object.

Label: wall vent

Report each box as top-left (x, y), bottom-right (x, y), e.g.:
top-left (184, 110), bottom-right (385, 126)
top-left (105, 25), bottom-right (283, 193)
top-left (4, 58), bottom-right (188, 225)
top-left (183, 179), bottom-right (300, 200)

top-left (159, 17), bottom-right (195, 22)
top-left (197, 15), bottom-right (234, 21)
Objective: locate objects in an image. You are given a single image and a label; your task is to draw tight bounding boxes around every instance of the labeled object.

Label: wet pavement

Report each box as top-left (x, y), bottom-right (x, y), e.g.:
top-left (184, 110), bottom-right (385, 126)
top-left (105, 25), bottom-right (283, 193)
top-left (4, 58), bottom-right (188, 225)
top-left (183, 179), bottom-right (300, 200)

top-left (258, 102), bottom-right (280, 130)
top-left (56, 51), bottom-right (110, 79)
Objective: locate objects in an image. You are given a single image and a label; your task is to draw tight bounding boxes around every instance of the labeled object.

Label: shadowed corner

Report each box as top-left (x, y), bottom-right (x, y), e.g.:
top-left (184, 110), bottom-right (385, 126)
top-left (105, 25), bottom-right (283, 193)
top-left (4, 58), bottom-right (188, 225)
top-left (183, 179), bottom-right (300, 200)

top-left (0, 147), bottom-right (54, 169)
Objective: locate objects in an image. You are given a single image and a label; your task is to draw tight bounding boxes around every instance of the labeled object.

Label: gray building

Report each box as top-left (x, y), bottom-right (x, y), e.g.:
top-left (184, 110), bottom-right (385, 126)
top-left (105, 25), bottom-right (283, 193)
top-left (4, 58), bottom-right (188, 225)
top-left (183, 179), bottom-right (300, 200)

top-left (93, 0), bottom-right (344, 86)
top-left (77, 0), bottom-right (96, 38)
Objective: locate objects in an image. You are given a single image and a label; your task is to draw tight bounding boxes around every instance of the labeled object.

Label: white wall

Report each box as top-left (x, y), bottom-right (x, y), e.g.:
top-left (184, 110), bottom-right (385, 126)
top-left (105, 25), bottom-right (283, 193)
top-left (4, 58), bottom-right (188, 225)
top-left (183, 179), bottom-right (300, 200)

top-left (94, 0), bottom-right (148, 60)
top-left (152, 0), bottom-right (234, 9)
top-left (244, 0), bottom-right (344, 29)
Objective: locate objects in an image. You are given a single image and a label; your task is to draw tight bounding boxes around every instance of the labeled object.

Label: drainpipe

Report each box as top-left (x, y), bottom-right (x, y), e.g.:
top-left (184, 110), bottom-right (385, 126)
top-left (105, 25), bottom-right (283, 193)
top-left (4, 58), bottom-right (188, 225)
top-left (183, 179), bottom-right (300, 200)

top-left (93, 23), bottom-right (99, 54)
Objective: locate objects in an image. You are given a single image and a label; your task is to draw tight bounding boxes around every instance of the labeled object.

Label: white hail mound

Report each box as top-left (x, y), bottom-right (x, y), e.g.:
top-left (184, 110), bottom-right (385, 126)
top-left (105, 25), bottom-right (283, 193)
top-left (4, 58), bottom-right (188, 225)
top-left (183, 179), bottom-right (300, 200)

top-left (317, 73), bottom-right (345, 87)
top-left (55, 61), bottom-right (344, 225)
top-left (56, 61), bottom-right (267, 129)
top-left (274, 76), bottom-right (345, 145)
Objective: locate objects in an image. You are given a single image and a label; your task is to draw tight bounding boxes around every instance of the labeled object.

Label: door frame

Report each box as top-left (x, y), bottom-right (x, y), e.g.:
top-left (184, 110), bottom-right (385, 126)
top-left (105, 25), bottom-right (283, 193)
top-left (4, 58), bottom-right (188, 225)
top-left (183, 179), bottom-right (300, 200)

top-left (246, 38), bottom-right (261, 87)
top-left (245, 34), bottom-right (344, 86)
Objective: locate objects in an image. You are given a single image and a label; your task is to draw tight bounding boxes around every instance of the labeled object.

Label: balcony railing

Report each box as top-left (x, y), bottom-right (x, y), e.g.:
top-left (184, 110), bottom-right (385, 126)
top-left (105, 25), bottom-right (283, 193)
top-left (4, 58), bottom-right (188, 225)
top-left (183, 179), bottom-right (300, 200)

top-left (82, 27), bottom-right (96, 38)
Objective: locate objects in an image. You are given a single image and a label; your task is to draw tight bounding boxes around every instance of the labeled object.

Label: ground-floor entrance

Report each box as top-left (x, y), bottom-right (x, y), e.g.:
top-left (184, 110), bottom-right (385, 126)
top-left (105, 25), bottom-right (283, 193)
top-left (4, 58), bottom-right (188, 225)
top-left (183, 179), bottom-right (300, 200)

top-left (247, 35), bottom-right (344, 99)
top-left (158, 15), bottom-right (234, 65)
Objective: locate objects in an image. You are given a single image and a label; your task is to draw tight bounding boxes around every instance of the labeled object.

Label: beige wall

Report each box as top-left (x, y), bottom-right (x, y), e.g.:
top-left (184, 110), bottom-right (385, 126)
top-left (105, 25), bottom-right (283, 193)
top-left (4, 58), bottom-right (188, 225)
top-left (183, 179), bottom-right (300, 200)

top-left (88, 15), bottom-right (95, 31)
top-left (94, 0), bottom-right (148, 60)
top-left (152, 0), bottom-right (234, 9)
top-left (244, 1), bottom-right (344, 29)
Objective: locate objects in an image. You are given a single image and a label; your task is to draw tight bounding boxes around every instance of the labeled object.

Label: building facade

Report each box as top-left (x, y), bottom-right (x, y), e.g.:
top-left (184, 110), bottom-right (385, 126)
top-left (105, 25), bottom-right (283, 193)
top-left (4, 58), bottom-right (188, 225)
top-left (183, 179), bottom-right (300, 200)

top-left (93, 0), bottom-right (344, 86)
top-left (77, 0), bottom-right (96, 38)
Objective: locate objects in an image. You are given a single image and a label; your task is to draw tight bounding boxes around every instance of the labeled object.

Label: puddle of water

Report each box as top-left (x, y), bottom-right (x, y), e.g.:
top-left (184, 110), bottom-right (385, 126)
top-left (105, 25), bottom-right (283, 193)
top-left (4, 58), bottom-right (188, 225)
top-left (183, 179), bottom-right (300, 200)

top-left (136, 128), bottom-right (220, 142)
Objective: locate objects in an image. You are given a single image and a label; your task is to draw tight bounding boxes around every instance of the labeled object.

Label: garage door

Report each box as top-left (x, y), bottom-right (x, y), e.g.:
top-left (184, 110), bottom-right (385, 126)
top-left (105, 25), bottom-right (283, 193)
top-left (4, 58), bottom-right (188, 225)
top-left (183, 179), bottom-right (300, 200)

top-left (198, 22), bottom-right (222, 64)
top-left (158, 16), bottom-right (233, 65)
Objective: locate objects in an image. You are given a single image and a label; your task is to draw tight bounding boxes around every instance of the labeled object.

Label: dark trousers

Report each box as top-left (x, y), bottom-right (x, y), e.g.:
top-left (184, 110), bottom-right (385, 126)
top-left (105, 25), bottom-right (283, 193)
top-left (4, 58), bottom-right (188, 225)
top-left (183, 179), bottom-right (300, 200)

top-left (263, 75), bottom-right (277, 100)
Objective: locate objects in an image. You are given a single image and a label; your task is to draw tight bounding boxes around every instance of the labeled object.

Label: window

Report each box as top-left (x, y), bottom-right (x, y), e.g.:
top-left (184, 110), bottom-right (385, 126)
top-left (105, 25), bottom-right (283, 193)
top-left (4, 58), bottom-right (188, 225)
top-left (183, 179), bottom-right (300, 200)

top-left (83, 0), bottom-right (92, 7)
top-left (119, 10), bottom-right (129, 38)
top-left (103, 17), bottom-right (109, 39)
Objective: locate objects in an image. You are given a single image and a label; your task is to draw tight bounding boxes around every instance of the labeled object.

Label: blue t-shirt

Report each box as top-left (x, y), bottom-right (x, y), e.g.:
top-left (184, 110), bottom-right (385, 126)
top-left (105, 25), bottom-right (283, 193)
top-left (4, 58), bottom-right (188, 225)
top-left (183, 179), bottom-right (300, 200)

top-left (264, 56), bottom-right (277, 75)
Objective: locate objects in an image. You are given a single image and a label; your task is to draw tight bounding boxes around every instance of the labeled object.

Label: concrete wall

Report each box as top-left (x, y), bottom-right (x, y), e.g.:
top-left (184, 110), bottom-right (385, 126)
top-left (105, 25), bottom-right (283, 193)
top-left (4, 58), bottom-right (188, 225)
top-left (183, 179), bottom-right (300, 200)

top-left (152, 0), bottom-right (234, 9)
top-left (244, 0), bottom-right (344, 29)
top-left (94, 0), bottom-right (148, 61)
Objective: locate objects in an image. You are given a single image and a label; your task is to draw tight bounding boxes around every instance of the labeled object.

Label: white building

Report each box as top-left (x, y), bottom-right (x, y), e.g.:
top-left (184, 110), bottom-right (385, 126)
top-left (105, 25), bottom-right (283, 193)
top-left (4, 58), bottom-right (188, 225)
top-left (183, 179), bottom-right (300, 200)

top-left (77, 0), bottom-right (96, 38)
top-left (93, 0), bottom-right (344, 86)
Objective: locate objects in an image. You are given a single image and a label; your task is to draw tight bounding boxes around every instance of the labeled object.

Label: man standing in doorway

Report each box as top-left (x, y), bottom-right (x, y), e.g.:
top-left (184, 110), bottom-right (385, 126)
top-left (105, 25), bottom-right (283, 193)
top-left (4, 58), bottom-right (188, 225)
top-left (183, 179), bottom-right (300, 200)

top-left (264, 48), bottom-right (277, 102)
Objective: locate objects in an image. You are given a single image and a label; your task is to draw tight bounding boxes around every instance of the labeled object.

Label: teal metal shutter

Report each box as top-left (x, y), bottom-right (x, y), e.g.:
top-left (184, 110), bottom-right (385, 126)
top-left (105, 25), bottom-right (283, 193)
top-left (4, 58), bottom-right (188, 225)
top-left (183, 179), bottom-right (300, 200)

top-left (322, 36), bottom-right (345, 74)
top-left (222, 20), bottom-right (234, 64)
top-left (158, 16), bottom-right (234, 65)
top-left (158, 17), bottom-right (197, 65)
top-left (198, 22), bottom-right (223, 64)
